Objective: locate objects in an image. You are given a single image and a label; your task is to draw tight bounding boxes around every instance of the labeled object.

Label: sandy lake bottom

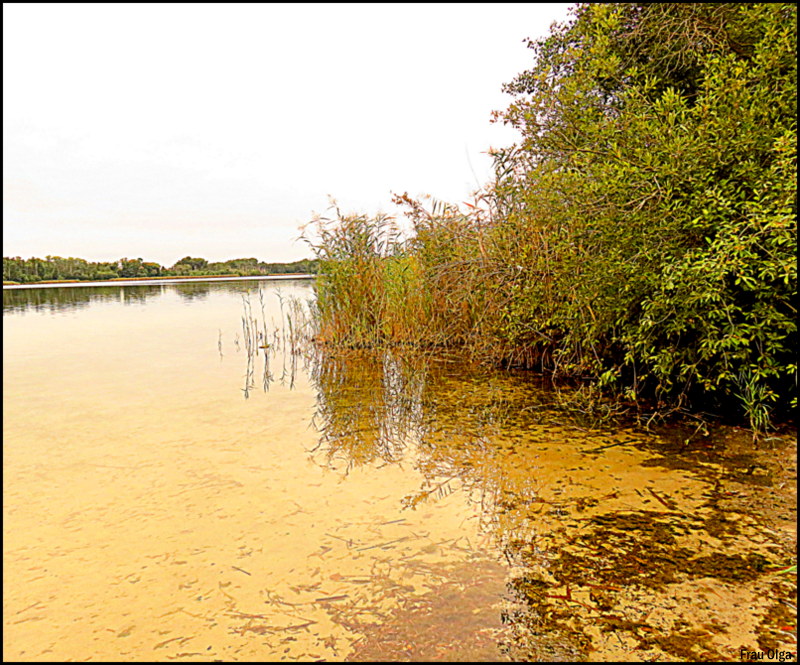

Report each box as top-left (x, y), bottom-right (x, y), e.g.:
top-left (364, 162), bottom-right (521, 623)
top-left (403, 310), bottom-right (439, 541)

top-left (3, 279), bottom-right (796, 661)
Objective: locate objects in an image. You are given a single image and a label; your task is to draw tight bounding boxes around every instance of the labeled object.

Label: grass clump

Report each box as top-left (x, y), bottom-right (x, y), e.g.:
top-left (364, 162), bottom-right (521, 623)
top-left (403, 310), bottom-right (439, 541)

top-left (302, 202), bottom-right (434, 348)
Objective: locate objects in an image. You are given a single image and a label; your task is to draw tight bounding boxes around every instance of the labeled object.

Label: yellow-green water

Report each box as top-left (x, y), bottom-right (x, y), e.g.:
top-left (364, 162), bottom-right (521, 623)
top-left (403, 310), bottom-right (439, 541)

top-left (3, 279), bottom-right (796, 661)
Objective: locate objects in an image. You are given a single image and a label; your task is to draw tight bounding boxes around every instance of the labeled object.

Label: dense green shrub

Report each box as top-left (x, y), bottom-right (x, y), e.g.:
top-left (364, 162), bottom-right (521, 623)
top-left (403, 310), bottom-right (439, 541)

top-left (490, 2), bottom-right (796, 427)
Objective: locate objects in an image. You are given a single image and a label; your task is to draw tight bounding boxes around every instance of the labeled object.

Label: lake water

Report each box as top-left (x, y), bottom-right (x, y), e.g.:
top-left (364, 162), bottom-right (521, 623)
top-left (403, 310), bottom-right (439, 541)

top-left (3, 278), bottom-right (796, 661)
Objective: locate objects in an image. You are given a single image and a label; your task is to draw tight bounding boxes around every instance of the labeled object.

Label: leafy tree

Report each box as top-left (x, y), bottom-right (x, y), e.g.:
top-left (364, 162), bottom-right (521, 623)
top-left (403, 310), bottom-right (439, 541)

top-left (488, 2), bottom-right (796, 427)
top-left (171, 256), bottom-right (209, 272)
top-left (118, 258), bottom-right (144, 278)
top-left (141, 262), bottom-right (162, 277)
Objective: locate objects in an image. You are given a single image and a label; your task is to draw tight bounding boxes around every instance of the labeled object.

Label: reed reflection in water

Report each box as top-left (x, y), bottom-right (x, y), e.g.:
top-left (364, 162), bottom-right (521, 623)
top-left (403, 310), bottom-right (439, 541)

top-left (235, 287), bottom-right (312, 398)
top-left (4, 280), bottom-right (236, 314)
top-left (301, 344), bottom-right (796, 661)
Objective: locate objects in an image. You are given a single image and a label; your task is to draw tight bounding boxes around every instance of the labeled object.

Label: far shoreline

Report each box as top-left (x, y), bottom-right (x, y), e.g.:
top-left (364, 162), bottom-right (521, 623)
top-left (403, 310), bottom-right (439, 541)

top-left (3, 273), bottom-right (315, 290)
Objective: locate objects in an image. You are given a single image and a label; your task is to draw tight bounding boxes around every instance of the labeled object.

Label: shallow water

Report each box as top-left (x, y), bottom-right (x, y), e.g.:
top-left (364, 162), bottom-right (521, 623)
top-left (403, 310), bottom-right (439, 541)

top-left (3, 279), bottom-right (796, 661)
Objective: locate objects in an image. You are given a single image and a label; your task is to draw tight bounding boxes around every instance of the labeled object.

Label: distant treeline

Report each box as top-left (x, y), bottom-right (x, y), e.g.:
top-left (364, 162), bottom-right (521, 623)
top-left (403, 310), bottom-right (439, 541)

top-left (3, 255), bottom-right (318, 284)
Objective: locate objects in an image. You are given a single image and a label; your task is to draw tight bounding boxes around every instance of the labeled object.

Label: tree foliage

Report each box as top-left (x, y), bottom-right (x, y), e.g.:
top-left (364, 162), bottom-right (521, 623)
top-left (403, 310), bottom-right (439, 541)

top-left (488, 2), bottom-right (796, 427)
top-left (3, 255), bottom-right (318, 283)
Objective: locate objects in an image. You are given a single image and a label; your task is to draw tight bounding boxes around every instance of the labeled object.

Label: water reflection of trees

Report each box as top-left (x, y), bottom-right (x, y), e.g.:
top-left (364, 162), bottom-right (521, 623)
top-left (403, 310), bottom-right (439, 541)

top-left (2, 284), bottom-right (163, 314)
top-left (173, 283), bottom-right (212, 302)
top-left (2, 278), bottom-right (314, 315)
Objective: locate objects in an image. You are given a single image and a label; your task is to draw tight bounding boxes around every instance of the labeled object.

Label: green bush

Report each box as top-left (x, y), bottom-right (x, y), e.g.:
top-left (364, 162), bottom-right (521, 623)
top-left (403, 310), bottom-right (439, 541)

top-left (490, 3), bottom-right (796, 428)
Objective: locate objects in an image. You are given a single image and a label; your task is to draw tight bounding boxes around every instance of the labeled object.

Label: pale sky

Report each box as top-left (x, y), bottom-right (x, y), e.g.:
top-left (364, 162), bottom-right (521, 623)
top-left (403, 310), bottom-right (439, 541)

top-left (3, 3), bottom-right (572, 266)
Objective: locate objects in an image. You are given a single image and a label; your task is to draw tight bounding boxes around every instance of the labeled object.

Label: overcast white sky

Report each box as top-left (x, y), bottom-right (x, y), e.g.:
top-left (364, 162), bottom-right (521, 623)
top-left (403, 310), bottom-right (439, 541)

top-left (3, 3), bottom-right (572, 266)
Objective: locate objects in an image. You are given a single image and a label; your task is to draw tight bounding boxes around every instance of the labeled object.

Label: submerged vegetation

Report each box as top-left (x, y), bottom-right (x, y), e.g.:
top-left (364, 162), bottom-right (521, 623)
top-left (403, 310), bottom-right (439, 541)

top-left (304, 3), bottom-right (797, 433)
top-left (2, 254), bottom-right (318, 284)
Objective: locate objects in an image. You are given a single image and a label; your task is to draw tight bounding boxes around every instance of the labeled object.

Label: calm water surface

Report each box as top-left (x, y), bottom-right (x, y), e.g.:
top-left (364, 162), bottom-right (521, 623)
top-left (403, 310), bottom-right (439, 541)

top-left (3, 279), bottom-right (796, 661)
